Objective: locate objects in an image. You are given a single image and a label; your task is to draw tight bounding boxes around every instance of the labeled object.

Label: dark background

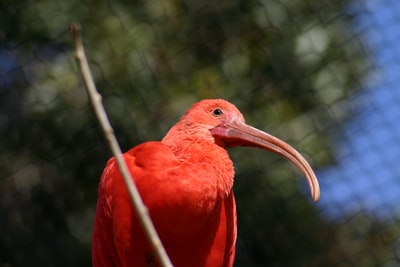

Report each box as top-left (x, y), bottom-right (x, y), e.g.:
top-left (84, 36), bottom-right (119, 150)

top-left (1, 0), bottom-right (399, 266)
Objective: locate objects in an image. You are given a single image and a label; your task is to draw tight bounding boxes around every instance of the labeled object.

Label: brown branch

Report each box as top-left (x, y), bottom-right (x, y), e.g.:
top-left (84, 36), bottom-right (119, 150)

top-left (69, 23), bottom-right (173, 267)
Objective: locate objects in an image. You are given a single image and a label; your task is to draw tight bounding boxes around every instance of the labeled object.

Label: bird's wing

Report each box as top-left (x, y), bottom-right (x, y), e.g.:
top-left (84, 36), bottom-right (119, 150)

top-left (224, 191), bottom-right (237, 267)
top-left (92, 141), bottom-right (179, 267)
top-left (92, 156), bottom-right (123, 267)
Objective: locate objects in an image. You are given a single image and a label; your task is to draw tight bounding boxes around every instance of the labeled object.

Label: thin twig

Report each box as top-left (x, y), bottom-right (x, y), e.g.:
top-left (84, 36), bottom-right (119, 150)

top-left (69, 23), bottom-right (173, 267)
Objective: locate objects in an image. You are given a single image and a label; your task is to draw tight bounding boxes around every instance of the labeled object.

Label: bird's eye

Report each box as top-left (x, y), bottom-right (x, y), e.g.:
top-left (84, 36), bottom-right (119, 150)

top-left (212, 108), bottom-right (223, 116)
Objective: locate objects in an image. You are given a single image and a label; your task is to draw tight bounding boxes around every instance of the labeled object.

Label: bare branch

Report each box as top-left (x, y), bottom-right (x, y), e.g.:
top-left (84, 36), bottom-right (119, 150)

top-left (69, 23), bottom-right (173, 267)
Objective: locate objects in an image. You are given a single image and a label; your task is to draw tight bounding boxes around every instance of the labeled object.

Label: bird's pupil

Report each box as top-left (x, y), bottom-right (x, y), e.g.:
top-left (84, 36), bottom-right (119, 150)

top-left (213, 108), bottom-right (223, 116)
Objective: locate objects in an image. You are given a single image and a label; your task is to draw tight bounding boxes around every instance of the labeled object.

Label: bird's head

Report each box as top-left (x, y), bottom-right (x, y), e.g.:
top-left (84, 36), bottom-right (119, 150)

top-left (182, 99), bottom-right (320, 202)
top-left (163, 99), bottom-right (320, 202)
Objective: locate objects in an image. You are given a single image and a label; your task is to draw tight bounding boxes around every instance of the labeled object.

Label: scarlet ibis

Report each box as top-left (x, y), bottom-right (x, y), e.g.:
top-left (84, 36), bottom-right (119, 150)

top-left (92, 99), bottom-right (320, 267)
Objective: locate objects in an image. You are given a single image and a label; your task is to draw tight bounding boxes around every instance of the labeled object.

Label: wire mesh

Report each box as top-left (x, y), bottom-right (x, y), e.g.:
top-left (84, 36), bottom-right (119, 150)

top-left (1, 0), bottom-right (399, 266)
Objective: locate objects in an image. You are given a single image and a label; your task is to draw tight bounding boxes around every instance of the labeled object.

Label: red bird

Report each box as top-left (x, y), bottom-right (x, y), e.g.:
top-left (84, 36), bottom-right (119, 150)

top-left (92, 99), bottom-right (320, 267)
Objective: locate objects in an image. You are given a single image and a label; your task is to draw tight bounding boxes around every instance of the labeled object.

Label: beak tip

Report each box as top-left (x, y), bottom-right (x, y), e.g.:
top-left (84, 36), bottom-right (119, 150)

top-left (306, 172), bottom-right (320, 203)
top-left (311, 186), bottom-right (321, 202)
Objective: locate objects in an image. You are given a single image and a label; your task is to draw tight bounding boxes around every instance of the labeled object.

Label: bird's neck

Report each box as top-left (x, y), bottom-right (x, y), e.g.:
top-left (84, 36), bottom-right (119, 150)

top-left (162, 122), bottom-right (234, 198)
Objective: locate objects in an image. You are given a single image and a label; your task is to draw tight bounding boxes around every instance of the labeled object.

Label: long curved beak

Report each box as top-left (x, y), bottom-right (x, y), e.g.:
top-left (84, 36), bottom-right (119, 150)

top-left (210, 119), bottom-right (320, 202)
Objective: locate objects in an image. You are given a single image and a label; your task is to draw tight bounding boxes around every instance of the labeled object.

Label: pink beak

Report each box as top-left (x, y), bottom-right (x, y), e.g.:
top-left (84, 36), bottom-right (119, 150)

top-left (210, 118), bottom-right (320, 202)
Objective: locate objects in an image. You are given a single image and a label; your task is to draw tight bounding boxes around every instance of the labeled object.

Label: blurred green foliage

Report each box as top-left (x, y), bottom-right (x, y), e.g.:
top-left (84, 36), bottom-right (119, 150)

top-left (2, 0), bottom-right (397, 266)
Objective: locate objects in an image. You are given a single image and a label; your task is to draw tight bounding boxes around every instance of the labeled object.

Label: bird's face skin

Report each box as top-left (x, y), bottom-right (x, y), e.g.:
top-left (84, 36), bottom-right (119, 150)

top-left (182, 99), bottom-right (320, 202)
top-left (181, 100), bottom-right (246, 130)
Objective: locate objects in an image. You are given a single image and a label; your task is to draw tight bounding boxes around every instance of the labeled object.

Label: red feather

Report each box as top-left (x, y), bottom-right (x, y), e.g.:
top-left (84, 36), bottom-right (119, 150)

top-left (92, 99), bottom-right (319, 267)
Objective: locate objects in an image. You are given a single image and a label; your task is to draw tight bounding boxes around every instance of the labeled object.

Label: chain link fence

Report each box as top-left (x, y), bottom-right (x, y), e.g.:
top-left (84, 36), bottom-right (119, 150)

top-left (1, 0), bottom-right (399, 266)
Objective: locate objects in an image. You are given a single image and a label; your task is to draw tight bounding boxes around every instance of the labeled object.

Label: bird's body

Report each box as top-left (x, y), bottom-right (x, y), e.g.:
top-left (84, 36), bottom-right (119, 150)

top-left (92, 99), bottom-right (319, 267)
